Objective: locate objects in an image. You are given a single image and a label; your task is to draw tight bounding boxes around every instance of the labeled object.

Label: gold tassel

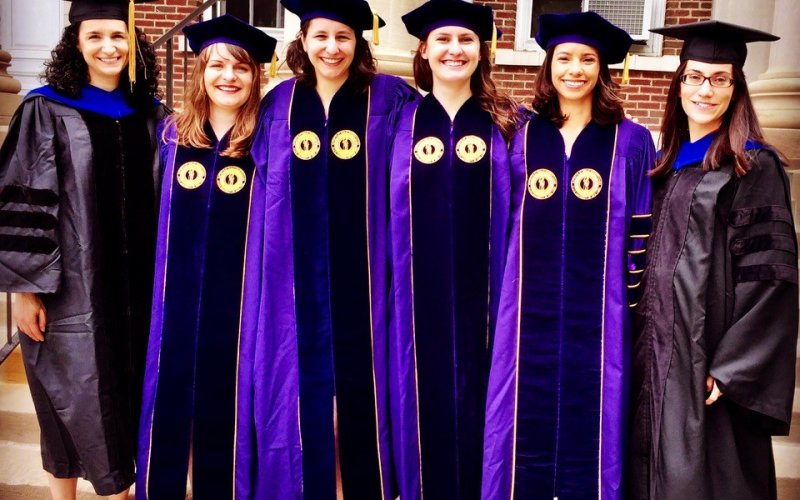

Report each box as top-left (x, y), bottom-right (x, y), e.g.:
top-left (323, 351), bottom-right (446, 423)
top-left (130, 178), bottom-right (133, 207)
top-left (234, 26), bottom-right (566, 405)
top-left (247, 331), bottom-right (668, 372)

top-left (128, 0), bottom-right (136, 88)
top-left (270, 51), bottom-right (278, 78)
top-left (372, 12), bottom-right (380, 46)
top-left (621, 52), bottom-right (631, 85)
top-left (490, 23), bottom-right (497, 64)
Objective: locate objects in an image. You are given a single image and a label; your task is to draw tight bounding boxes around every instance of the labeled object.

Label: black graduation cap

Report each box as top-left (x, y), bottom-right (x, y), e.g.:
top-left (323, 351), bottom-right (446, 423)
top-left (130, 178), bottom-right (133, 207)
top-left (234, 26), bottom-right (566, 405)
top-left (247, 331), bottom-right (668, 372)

top-left (535, 11), bottom-right (633, 64)
top-left (280, 0), bottom-right (385, 32)
top-left (183, 14), bottom-right (277, 64)
top-left (650, 20), bottom-right (779, 67)
top-left (65, 0), bottom-right (159, 85)
top-left (401, 0), bottom-right (498, 42)
top-left (66, 0), bottom-right (155, 24)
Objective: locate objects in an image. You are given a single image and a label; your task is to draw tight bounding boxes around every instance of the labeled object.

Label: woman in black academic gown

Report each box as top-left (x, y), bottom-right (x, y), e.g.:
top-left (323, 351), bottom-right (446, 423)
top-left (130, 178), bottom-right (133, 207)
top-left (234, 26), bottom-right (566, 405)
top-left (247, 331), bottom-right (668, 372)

top-left (630, 20), bottom-right (798, 500)
top-left (388, 1), bottom-right (519, 498)
top-left (135, 15), bottom-right (276, 500)
top-left (0, 0), bottom-right (165, 497)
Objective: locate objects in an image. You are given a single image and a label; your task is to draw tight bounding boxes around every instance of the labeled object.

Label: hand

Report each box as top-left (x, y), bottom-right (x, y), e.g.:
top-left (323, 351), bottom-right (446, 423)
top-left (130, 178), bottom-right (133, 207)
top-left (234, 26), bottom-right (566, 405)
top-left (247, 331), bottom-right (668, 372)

top-left (624, 112), bottom-right (641, 124)
top-left (12, 292), bottom-right (47, 342)
top-left (705, 376), bottom-right (723, 405)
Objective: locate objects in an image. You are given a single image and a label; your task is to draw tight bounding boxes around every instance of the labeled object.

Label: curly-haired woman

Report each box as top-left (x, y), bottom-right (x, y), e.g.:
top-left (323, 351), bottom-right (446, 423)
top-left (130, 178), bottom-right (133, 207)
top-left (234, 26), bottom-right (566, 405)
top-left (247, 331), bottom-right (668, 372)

top-left (0, 0), bottom-right (166, 497)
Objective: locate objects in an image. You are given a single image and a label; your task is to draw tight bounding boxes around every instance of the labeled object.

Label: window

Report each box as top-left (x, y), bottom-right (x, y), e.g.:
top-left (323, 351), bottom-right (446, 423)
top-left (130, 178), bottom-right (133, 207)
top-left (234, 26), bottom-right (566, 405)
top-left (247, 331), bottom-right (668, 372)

top-left (225, 0), bottom-right (284, 39)
top-left (515, 0), bottom-right (665, 56)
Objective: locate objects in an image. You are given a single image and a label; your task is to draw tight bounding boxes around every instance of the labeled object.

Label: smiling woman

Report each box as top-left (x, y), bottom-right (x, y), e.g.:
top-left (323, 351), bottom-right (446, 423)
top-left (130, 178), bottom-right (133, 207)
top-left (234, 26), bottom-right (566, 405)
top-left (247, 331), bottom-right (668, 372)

top-left (235, 1), bottom-right (418, 498)
top-left (482, 11), bottom-right (656, 500)
top-left (0, 0), bottom-right (166, 498)
top-left (134, 14), bottom-right (276, 500)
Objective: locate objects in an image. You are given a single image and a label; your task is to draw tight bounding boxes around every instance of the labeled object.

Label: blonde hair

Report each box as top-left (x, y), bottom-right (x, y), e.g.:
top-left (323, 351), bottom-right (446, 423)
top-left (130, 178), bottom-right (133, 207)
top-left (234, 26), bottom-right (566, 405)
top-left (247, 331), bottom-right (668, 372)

top-left (165, 43), bottom-right (263, 158)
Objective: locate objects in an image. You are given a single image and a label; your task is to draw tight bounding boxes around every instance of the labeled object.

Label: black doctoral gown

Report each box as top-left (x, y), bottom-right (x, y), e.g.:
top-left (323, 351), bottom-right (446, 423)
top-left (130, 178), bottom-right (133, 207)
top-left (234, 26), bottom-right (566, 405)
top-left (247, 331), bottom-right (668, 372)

top-left (630, 139), bottom-right (798, 500)
top-left (0, 89), bottom-right (166, 495)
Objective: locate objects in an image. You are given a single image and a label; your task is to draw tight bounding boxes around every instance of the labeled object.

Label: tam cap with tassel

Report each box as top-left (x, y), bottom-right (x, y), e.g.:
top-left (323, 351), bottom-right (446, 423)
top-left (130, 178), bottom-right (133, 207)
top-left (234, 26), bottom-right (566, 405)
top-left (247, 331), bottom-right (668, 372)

top-left (66, 0), bottom-right (159, 87)
top-left (535, 11), bottom-right (633, 65)
top-left (401, 0), bottom-right (499, 43)
top-left (281, 0), bottom-right (385, 35)
top-left (183, 13), bottom-right (278, 66)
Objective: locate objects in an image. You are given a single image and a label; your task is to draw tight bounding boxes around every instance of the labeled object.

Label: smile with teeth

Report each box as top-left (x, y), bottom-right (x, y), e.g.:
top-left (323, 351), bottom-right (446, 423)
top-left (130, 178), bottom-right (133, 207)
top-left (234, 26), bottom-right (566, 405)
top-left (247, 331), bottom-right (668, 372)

top-left (99, 57), bottom-right (121, 64)
top-left (216, 85), bottom-right (241, 92)
top-left (692, 101), bottom-right (717, 110)
top-left (562, 80), bottom-right (586, 89)
top-left (321, 57), bottom-right (342, 65)
top-left (443, 60), bottom-right (466, 67)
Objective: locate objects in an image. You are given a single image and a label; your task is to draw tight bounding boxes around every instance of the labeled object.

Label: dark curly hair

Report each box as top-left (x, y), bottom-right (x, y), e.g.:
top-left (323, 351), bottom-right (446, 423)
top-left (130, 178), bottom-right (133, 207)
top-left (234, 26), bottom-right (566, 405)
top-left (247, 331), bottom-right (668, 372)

top-left (285, 20), bottom-right (376, 92)
top-left (43, 22), bottom-right (161, 108)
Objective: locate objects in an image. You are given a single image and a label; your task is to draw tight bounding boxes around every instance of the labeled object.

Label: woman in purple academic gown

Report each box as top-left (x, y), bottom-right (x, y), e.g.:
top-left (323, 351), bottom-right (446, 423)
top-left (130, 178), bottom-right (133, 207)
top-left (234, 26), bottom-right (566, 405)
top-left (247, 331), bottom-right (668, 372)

top-left (482, 12), bottom-right (655, 500)
top-left (389, 2), bottom-right (519, 499)
top-left (135, 15), bottom-right (276, 500)
top-left (235, 1), bottom-right (417, 498)
top-left (0, 0), bottom-right (165, 497)
top-left (630, 21), bottom-right (797, 500)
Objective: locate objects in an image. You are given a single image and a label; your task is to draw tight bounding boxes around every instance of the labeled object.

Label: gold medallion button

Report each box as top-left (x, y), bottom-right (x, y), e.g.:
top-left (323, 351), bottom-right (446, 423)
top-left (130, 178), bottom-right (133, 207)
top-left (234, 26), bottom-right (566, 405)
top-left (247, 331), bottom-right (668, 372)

top-left (176, 161), bottom-right (207, 190)
top-left (413, 136), bottom-right (445, 165)
top-left (455, 135), bottom-right (487, 163)
top-left (216, 166), bottom-right (247, 194)
top-left (571, 168), bottom-right (603, 200)
top-left (292, 131), bottom-right (321, 160)
top-left (331, 130), bottom-right (361, 160)
top-left (527, 168), bottom-right (557, 200)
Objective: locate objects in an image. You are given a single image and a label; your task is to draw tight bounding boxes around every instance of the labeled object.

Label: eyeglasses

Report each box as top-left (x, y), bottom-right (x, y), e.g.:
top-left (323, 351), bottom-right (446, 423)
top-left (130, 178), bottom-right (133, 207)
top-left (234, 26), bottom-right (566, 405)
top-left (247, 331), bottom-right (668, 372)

top-left (679, 73), bottom-right (735, 88)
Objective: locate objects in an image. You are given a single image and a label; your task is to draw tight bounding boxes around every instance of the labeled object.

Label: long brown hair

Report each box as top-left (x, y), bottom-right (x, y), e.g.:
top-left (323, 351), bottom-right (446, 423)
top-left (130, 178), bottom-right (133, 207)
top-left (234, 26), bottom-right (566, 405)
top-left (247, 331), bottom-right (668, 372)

top-left (164, 43), bottom-right (262, 158)
top-left (531, 46), bottom-right (624, 128)
top-left (285, 20), bottom-right (377, 92)
top-left (413, 41), bottom-right (520, 141)
top-left (651, 61), bottom-right (772, 177)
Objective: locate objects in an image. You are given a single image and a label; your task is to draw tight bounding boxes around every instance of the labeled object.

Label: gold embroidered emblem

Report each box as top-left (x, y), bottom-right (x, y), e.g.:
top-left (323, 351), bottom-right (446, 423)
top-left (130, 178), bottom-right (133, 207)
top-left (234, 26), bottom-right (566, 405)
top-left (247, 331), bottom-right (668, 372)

top-left (330, 130), bottom-right (361, 160)
top-left (216, 166), bottom-right (247, 194)
top-left (571, 168), bottom-right (603, 200)
top-left (413, 136), bottom-right (445, 165)
top-left (292, 131), bottom-right (321, 160)
top-left (527, 169), bottom-right (557, 200)
top-left (455, 135), bottom-right (487, 163)
top-left (176, 161), bottom-right (206, 190)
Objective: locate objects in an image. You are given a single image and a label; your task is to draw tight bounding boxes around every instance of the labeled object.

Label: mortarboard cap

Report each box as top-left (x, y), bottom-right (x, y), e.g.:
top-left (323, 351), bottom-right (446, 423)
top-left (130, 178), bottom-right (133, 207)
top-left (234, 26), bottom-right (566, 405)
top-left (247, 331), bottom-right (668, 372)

top-left (650, 20), bottom-right (779, 67)
top-left (535, 11), bottom-right (633, 65)
top-left (67, 0), bottom-right (155, 24)
top-left (183, 14), bottom-right (277, 64)
top-left (401, 0), bottom-right (498, 42)
top-left (65, 0), bottom-right (159, 86)
top-left (280, 0), bottom-right (385, 32)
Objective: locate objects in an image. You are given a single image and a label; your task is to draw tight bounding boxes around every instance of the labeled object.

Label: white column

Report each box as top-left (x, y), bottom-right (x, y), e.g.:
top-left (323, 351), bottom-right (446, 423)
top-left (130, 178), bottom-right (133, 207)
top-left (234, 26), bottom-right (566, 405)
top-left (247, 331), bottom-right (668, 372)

top-left (369, 0), bottom-right (422, 81)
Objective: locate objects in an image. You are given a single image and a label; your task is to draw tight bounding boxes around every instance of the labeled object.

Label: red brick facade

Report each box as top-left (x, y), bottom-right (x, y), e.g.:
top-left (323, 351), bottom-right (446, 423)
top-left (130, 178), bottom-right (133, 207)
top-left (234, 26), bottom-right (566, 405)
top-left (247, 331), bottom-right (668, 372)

top-left (137, 0), bottom-right (713, 130)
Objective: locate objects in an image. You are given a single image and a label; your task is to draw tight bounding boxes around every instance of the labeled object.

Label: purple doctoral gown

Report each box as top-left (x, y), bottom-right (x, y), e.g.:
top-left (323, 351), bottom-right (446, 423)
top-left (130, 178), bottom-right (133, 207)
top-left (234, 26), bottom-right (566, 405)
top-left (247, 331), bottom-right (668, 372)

top-left (137, 122), bottom-right (254, 499)
top-left (482, 115), bottom-right (655, 500)
top-left (389, 94), bottom-right (512, 500)
top-left (235, 74), bottom-right (417, 500)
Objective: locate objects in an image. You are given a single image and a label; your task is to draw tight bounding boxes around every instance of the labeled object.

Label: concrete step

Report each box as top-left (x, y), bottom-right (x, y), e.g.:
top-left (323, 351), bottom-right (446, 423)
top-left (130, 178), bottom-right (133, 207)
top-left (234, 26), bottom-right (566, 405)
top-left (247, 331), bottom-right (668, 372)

top-left (0, 440), bottom-right (98, 495)
top-left (774, 440), bottom-right (800, 479)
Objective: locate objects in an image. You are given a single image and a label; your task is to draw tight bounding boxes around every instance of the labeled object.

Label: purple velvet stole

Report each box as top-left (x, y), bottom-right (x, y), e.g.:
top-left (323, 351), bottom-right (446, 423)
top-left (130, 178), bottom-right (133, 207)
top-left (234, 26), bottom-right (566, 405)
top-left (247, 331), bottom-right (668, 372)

top-left (235, 75), bottom-right (414, 500)
top-left (389, 94), bottom-right (512, 500)
top-left (482, 116), bottom-right (655, 500)
top-left (137, 122), bottom-right (254, 499)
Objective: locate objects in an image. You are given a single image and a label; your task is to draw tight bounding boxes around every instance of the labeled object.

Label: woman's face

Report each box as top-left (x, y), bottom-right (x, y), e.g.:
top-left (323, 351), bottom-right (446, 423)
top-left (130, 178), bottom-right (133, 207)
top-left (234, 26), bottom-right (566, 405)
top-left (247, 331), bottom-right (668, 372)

top-left (78, 19), bottom-right (129, 89)
top-left (679, 60), bottom-right (735, 140)
top-left (301, 17), bottom-right (356, 86)
top-left (421, 26), bottom-right (481, 88)
top-left (550, 42), bottom-right (600, 107)
top-left (203, 44), bottom-right (254, 114)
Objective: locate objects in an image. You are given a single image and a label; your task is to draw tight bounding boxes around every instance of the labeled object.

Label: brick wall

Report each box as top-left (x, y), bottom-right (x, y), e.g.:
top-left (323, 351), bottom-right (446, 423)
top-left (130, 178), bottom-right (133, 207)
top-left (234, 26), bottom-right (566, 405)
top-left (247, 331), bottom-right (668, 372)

top-left (483, 0), bottom-right (713, 131)
top-left (135, 0), bottom-right (203, 109)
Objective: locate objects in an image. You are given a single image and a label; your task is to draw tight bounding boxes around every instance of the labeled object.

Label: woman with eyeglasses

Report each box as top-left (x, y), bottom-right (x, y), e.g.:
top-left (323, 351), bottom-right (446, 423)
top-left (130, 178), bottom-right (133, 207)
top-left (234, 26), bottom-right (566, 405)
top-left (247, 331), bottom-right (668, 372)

top-left (630, 21), bottom-right (798, 500)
